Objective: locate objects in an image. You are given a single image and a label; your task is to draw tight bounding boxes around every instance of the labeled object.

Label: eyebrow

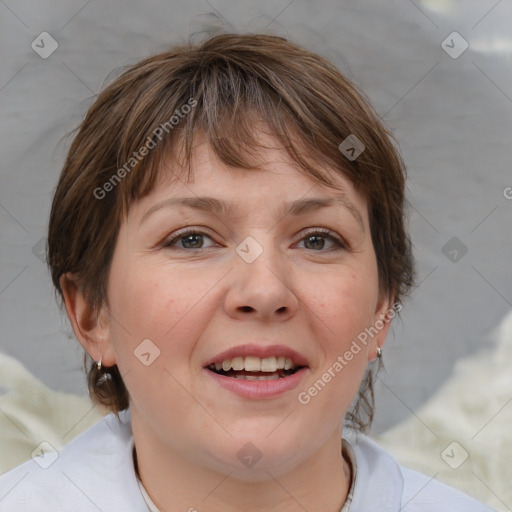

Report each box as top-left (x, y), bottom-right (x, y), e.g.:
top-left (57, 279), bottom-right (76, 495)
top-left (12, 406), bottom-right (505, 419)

top-left (139, 194), bottom-right (364, 230)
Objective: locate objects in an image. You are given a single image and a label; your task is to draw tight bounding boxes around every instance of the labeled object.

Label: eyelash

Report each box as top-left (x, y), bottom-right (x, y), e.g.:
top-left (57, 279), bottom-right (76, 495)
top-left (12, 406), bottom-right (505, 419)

top-left (163, 227), bottom-right (347, 252)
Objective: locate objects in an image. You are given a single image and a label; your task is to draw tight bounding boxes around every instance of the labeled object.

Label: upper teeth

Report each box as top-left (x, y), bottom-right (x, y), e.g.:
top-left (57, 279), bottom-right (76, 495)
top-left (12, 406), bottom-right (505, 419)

top-left (211, 356), bottom-right (297, 372)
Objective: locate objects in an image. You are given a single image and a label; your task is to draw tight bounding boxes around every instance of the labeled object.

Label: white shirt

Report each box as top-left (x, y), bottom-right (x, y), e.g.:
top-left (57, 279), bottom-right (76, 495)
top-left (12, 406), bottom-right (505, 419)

top-left (135, 437), bottom-right (357, 511)
top-left (0, 409), bottom-right (495, 511)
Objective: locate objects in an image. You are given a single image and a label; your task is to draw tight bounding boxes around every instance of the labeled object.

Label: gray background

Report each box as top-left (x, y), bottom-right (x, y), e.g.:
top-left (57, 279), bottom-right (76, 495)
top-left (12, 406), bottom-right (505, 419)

top-left (0, 0), bottom-right (511, 435)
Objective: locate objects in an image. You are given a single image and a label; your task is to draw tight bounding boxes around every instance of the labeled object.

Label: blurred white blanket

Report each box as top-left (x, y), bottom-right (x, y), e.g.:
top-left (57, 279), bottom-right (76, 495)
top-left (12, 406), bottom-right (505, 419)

top-left (377, 311), bottom-right (512, 511)
top-left (1, 311), bottom-right (510, 510)
top-left (0, 354), bottom-right (106, 472)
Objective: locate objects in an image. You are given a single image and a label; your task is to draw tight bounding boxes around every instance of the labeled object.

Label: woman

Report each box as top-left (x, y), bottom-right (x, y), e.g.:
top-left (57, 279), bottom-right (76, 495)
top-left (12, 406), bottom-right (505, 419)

top-left (0, 33), bottom-right (494, 511)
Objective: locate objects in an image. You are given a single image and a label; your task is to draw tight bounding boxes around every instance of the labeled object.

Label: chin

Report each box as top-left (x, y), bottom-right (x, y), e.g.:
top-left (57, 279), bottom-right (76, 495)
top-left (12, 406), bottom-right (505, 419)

top-left (201, 436), bottom-right (306, 480)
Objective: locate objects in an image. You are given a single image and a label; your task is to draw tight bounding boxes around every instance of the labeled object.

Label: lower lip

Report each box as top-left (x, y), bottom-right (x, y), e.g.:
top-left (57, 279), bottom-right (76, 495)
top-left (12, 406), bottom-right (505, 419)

top-left (204, 367), bottom-right (308, 399)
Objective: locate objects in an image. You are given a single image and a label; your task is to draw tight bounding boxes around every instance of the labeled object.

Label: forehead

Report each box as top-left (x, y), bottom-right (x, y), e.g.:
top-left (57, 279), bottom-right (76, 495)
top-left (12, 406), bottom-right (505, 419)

top-left (127, 134), bottom-right (368, 231)
top-left (149, 131), bottom-right (362, 201)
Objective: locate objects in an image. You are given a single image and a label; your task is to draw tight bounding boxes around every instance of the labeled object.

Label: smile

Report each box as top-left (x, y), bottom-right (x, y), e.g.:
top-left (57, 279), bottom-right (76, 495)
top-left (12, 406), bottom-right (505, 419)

top-left (207, 356), bottom-right (303, 380)
top-left (203, 344), bottom-right (309, 398)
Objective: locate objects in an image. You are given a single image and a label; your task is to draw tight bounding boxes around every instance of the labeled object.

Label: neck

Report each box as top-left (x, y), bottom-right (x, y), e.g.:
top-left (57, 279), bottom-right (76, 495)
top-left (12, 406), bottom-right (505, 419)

top-left (132, 421), bottom-right (352, 512)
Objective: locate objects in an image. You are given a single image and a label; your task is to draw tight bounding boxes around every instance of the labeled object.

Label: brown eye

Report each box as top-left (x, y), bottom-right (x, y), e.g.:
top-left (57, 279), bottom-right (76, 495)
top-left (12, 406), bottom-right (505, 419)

top-left (297, 229), bottom-right (345, 251)
top-left (304, 234), bottom-right (327, 250)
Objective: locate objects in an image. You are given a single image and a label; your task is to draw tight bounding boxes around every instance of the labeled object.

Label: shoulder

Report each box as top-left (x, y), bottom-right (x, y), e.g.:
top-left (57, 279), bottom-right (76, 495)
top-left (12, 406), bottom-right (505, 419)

top-left (345, 432), bottom-right (495, 512)
top-left (399, 466), bottom-right (495, 511)
top-left (0, 410), bottom-right (147, 512)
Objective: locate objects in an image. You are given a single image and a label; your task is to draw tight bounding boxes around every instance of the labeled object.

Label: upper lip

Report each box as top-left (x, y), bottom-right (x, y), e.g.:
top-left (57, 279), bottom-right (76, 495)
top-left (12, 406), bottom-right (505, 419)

top-left (203, 344), bottom-right (310, 368)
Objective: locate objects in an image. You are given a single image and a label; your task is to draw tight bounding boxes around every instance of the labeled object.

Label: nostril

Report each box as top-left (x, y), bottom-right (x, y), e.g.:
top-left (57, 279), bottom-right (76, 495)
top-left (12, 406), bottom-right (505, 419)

top-left (239, 306), bottom-right (254, 313)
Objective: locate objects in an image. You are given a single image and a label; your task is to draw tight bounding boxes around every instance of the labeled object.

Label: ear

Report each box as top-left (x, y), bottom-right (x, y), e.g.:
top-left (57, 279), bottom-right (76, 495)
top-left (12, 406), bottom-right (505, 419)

top-left (59, 273), bottom-right (116, 366)
top-left (368, 292), bottom-right (397, 361)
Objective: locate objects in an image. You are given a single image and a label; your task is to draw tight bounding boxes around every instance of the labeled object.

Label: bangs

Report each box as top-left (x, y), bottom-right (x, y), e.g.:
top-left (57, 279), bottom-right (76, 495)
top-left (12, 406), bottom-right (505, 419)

top-left (112, 41), bottom-right (369, 215)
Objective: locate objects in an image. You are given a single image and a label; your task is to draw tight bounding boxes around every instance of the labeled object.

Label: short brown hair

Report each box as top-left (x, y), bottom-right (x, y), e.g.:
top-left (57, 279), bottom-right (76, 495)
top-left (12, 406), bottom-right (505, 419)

top-left (48, 33), bottom-right (414, 431)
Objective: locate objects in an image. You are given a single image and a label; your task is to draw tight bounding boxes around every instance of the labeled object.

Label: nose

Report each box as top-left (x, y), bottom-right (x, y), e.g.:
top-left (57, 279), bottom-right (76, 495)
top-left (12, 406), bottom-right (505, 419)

top-left (223, 239), bottom-right (299, 322)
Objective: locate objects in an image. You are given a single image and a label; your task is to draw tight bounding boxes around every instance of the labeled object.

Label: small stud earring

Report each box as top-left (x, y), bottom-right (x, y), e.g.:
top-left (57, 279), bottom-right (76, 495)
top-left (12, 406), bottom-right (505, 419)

top-left (97, 358), bottom-right (102, 371)
top-left (376, 346), bottom-right (383, 358)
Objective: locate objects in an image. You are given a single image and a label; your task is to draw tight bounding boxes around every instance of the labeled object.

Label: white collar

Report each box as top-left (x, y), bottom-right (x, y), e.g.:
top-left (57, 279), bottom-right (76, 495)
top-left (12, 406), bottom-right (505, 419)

top-left (129, 415), bottom-right (402, 512)
top-left (2, 410), bottom-right (403, 511)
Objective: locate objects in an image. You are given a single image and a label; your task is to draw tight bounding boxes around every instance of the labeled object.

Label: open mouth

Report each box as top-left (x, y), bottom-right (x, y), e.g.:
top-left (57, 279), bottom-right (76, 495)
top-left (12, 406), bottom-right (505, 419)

top-left (207, 366), bottom-right (302, 380)
top-left (206, 356), bottom-right (305, 380)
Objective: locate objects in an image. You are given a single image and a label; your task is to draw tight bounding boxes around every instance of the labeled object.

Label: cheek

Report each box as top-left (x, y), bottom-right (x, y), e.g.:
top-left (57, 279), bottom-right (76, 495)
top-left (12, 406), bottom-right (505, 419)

top-left (107, 261), bottom-right (215, 367)
top-left (299, 265), bottom-right (377, 410)
top-left (307, 267), bottom-right (378, 340)
top-left (105, 267), bottom-right (200, 407)
top-left (298, 272), bottom-right (375, 424)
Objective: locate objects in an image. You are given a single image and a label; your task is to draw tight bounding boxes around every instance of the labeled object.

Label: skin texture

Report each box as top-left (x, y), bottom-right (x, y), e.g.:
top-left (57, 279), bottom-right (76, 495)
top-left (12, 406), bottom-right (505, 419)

top-left (61, 132), bottom-right (393, 512)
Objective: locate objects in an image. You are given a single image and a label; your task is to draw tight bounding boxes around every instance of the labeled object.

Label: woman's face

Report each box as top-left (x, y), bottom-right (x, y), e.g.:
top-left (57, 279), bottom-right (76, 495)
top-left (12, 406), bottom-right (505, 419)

top-left (100, 133), bottom-right (391, 479)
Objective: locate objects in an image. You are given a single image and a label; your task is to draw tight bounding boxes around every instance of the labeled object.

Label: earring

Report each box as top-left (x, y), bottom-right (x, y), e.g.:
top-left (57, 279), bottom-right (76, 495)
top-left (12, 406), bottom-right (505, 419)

top-left (97, 358), bottom-right (102, 371)
top-left (376, 346), bottom-right (383, 358)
